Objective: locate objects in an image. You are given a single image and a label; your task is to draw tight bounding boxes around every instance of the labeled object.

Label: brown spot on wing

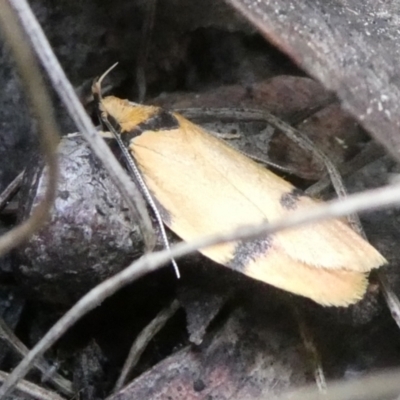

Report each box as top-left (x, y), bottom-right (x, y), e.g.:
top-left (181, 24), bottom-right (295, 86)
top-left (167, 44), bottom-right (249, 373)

top-left (229, 237), bottom-right (273, 272)
top-left (279, 188), bottom-right (304, 210)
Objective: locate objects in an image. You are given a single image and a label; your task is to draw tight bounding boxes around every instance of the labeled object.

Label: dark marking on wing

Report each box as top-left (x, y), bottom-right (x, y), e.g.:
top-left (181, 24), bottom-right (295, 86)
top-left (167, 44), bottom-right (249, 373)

top-left (121, 110), bottom-right (179, 147)
top-left (280, 188), bottom-right (304, 210)
top-left (229, 236), bottom-right (272, 272)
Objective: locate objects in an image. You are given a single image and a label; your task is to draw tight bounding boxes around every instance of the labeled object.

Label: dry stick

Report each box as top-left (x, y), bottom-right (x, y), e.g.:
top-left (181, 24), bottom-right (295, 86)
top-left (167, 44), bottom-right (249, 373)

top-left (377, 271), bottom-right (400, 330)
top-left (0, 317), bottom-right (73, 396)
top-left (0, 371), bottom-right (66, 400)
top-left (176, 95), bottom-right (336, 126)
top-left (291, 306), bottom-right (327, 394)
top-left (287, 96), bottom-right (337, 126)
top-left (0, 171), bottom-right (24, 213)
top-left (1, 181), bottom-right (400, 398)
top-left (8, 0), bottom-right (156, 252)
top-left (307, 141), bottom-right (386, 196)
top-left (0, 0), bottom-right (59, 258)
top-left (113, 299), bottom-right (180, 393)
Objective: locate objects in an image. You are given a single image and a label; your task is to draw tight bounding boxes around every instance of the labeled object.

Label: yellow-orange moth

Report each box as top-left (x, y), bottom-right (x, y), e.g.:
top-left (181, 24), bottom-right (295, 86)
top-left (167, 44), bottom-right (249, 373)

top-left (92, 78), bottom-right (387, 307)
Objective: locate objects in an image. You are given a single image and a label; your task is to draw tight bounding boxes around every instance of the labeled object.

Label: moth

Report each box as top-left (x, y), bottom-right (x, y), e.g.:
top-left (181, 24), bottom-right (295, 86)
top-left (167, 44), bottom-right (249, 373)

top-left (92, 70), bottom-right (386, 307)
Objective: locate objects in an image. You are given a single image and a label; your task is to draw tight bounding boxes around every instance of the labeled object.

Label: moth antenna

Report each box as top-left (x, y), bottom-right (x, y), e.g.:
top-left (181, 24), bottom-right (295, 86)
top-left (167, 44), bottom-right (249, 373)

top-left (92, 62), bottom-right (119, 101)
top-left (109, 126), bottom-right (181, 279)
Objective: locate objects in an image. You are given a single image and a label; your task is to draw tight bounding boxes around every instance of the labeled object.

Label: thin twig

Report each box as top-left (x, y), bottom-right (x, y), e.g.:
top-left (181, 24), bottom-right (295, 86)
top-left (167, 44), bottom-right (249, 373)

top-left (0, 181), bottom-right (399, 398)
top-left (0, 371), bottom-right (66, 400)
top-left (0, 171), bottom-right (24, 213)
top-left (113, 299), bottom-right (180, 393)
top-left (291, 305), bottom-right (327, 394)
top-left (376, 271), bottom-right (400, 330)
top-left (0, 316), bottom-right (73, 396)
top-left (307, 141), bottom-right (386, 196)
top-left (288, 96), bottom-right (337, 126)
top-left (8, 0), bottom-right (156, 252)
top-left (177, 96), bottom-right (337, 126)
top-left (0, 0), bottom-right (58, 257)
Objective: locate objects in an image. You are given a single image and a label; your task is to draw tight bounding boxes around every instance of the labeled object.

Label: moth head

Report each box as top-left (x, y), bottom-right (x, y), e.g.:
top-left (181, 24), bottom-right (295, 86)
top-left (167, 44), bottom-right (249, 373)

top-left (93, 64), bottom-right (155, 132)
top-left (92, 62), bottom-right (118, 102)
top-left (92, 63), bottom-right (131, 132)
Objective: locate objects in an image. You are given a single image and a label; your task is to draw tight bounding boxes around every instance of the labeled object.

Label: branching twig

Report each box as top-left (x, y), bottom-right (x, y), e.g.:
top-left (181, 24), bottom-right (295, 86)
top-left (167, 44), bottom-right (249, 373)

top-left (376, 271), bottom-right (400, 330)
top-left (0, 181), bottom-right (399, 398)
top-left (290, 305), bottom-right (327, 394)
top-left (0, 0), bottom-right (58, 257)
top-left (0, 317), bottom-right (73, 396)
top-left (0, 371), bottom-right (66, 400)
top-left (307, 141), bottom-right (386, 196)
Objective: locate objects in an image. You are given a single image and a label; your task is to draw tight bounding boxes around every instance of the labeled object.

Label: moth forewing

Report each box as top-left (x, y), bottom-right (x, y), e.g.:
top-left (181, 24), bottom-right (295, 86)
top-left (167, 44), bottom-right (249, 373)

top-left (95, 91), bottom-right (387, 307)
